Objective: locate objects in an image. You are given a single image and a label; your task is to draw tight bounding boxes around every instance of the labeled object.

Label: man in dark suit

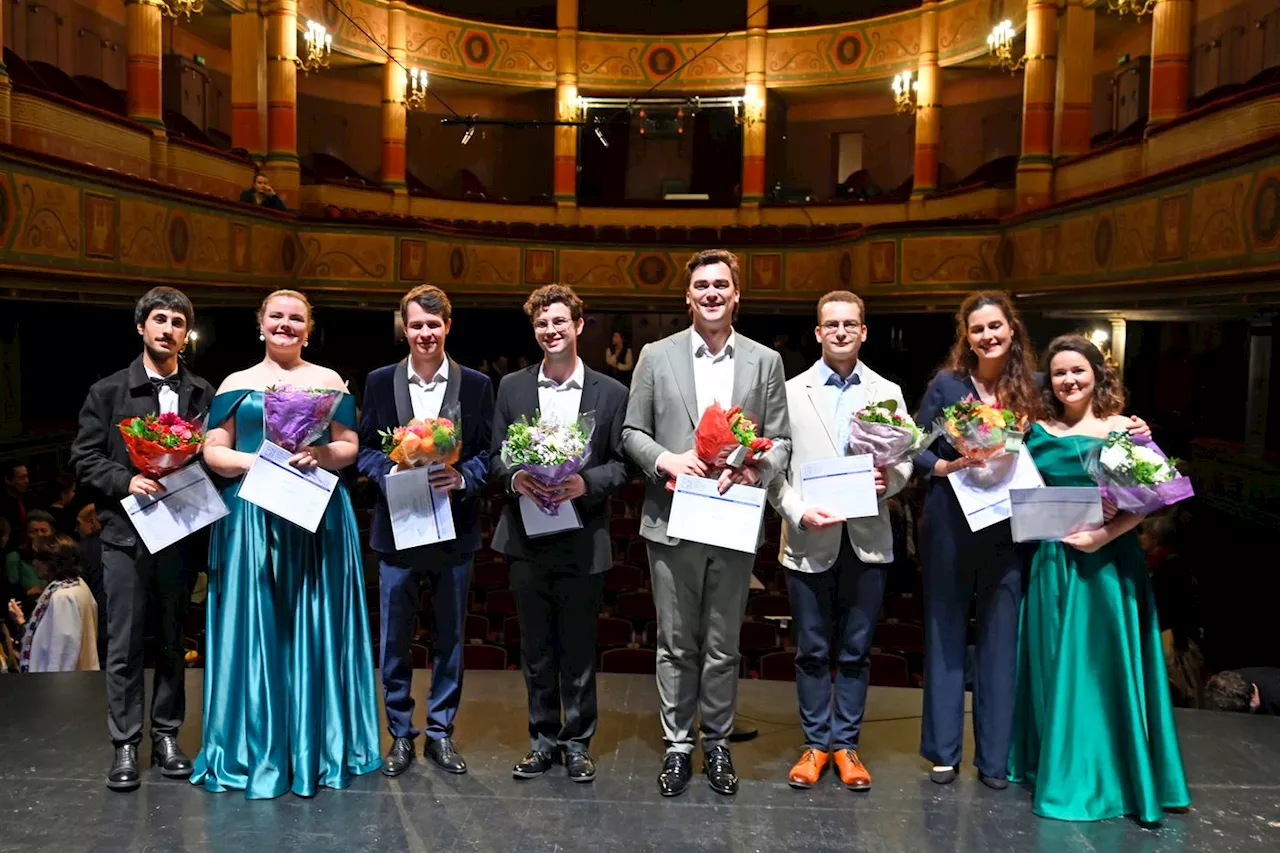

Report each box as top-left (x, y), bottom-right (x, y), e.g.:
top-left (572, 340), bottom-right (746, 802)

top-left (491, 284), bottom-right (631, 782)
top-left (357, 285), bottom-right (494, 778)
top-left (69, 287), bottom-right (213, 791)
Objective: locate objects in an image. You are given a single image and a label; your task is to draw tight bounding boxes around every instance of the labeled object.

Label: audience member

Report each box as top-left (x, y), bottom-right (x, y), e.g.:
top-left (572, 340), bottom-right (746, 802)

top-left (1140, 514), bottom-right (1202, 706)
top-left (1204, 668), bottom-right (1280, 715)
top-left (45, 473), bottom-right (78, 536)
top-left (5, 510), bottom-right (55, 605)
top-left (0, 518), bottom-right (19, 642)
top-left (1, 462), bottom-right (30, 536)
top-left (240, 170), bottom-right (287, 211)
top-left (75, 503), bottom-right (108, 665)
top-left (6, 534), bottom-right (100, 672)
top-left (604, 330), bottom-right (634, 385)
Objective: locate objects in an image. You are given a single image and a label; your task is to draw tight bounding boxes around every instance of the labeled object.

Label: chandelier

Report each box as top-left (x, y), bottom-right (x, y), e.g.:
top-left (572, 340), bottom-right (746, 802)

top-left (297, 20), bottom-right (332, 74)
top-left (155, 0), bottom-right (203, 20)
top-left (892, 70), bottom-right (918, 114)
top-left (987, 19), bottom-right (1026, 72)
top-left (1106, 0), bottom-right (1156, 16)
top-left (406, 67), bottom-right (429, 110)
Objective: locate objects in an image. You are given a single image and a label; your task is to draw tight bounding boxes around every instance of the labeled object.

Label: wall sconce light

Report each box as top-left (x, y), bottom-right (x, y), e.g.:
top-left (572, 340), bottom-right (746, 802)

top-left (731, 92), bottom-right (763, 128)
top-left (566, 94), bottom-right (588, 122)
top-left (892, 70), bottom-right (918, 114)
top-left (153, 0), bottom-right (204, 20)
top-left (297, 20), bottom-right (332, 74)
top-left (1089, 328), bottom-right (1110, 350)
top-left (987, 19), bottom-right (1026, 72)
top-left (406, 67), bottom-right (428, 110)
top-left (1106, 0), bottom-right (1156, 17)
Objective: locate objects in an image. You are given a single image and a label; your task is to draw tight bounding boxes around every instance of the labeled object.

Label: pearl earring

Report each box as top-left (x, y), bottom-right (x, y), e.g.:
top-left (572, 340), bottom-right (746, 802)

top-left (259, 333), bottom-right (265, 341)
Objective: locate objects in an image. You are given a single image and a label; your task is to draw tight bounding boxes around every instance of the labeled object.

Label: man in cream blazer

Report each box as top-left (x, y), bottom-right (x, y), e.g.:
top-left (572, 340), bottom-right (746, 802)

top-left (768, 290), bottom-right (912, 793)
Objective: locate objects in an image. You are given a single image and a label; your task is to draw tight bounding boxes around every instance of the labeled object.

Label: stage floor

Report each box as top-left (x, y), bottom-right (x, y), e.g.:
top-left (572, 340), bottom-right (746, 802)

top-left (2, 670), bottom-right (1278, 853)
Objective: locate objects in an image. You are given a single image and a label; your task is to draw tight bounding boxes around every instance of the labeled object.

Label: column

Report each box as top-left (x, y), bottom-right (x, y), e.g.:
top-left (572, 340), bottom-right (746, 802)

top-left (126, 0), bottom-right (167, 180)
top-left (1244, 321), bottom-right (1273, 458)
top-left (1052, 0), bottom-right (1094, 160)
top-left (266, 0), bottom-right (300, 206)
top-left (912, 0), bottom-right (940, 198)
top-left (1149, 0), bottom-right (1193, 126)
top-left (1015, 0), bottom-right (1057, 212)
top-left (741, 0), bottom-right (768, 213)
top-left (231, 6), bottom-right (268, 161)
top-left (0, 6), bottom-right (10, 145)
top-left (382, 2), bottom-right (408, 203)
top-left (554, 0), bottom-right (579, 213)
top-left (1109, 317), bottom-right (1128, 375)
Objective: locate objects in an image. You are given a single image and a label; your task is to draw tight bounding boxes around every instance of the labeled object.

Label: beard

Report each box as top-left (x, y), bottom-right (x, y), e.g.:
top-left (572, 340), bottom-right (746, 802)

top-left (144, 339), bottom-right (179, 366)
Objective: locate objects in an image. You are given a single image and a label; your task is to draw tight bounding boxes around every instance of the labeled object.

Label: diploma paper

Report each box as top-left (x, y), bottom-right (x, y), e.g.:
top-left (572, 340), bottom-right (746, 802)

top-left (238, 440), bottom-right (338, 533)
top-left (666, 474), bottom-right (768, 554)
top-left (947, 446), bottom-right (1044, 532)
top-left (519, 495), bottom-right (582, 537)
top-left (121, 464), bottom-right (229, 555)
top-left (801, 454), bottom-right (878, 520)
top-left (1009, 486), bottom-right (1103, 543)
top-left (385, 464), bottom-right (456, 549)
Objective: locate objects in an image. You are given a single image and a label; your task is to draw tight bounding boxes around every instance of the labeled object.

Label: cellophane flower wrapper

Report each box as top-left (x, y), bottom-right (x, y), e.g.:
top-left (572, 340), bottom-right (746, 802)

top-left (119, 412), bottom-right (204, 478)
top-left (379, 403), bottom-right (462, 469)
top-left (847, 400), bottom-right (935, 466)
top-left (668, 403), bottom-right (775, 491)
top-left (933, 395), bottom-right (1023, 460)
top-left (1083, 431), bottom-right (1194, 513)
top-left (263, 385), bottom-right (344, 452)
top-left (500, 412), bottom-right (595, 516)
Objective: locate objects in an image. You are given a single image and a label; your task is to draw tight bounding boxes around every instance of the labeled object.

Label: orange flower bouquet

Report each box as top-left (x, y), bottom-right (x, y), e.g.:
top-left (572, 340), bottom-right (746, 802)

top-left (936, 395), bottom-right (1024, 460)
top-left (378, 405), bottom-right (461, 470)
top-left (119, 412), bottom-right (204, 477)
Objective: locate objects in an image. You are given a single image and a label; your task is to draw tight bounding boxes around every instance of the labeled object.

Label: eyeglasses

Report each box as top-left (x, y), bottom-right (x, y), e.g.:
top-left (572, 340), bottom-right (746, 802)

top-left (534, 317), bottom-right (573, 331)
top-left (820, 321), bottom-right (864, 334)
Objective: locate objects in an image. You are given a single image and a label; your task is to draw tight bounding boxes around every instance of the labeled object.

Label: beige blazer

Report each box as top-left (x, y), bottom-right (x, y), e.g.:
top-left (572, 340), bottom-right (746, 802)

top-left (768, 360), bottom-right (912, 571)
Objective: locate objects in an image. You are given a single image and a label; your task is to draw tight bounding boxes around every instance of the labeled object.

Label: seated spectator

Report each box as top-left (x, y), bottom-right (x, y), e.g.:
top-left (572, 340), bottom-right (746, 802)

top-left (74, 503), bottom-right (101, 541)
top-left (1140, 514), bottom-right (1201, 706)
top-left (5, 510), bottom-right (55, 604)
top-left (45, 473), bottom-right (78, 535)
top-left (6, 534), bottom-right (101, 672)
top-left (1204, 668), bottom-right (1280, 715)
top-left (1, 462), bottom-right (30, 538)
top-left (75, 503), bottom-right (107, 665)
top-left (0, 518), bottom-right (19, 643)
top-left (240, 170), bottom-right (287, 210)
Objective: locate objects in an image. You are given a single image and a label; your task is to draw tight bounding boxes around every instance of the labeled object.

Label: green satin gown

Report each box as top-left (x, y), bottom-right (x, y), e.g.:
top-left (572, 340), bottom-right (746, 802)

top-left (190, 391), bottom-right (381, 799)
top-left (1009, 424), bottom-right (1190, 823)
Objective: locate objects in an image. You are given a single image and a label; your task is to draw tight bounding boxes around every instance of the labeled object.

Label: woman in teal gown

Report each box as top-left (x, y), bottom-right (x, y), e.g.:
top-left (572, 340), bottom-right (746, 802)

top-left (192, 290), bottom-right (380, 799)
top-left (1009, 335), bottom-right (1190, 823)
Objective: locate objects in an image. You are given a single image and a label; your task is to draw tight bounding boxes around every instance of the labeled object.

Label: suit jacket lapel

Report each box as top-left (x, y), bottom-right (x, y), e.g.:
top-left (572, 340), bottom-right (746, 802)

top-left (664, 331), bottom-right (699, 427)
top-left (518, 365), bottom-right (541, 420)
top-left (578, 366), bottom-right (600, 420)
top-left (442, 356), bottom-right (462, 416)
top-left (731, 337), bottom-right (759, 414)
top-left (806, 380), bottom-right (839, 454)
top-left (177, 368), bottom-right (202, 420)
top-left (393, 358), bottom-right (412, 424)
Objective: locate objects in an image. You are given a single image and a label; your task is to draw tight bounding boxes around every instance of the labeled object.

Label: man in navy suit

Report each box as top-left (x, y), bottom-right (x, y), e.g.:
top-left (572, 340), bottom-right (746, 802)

top-left (490, 284), bottom-right (631, 782)
top-left (357, 285), bottom-right (494, 777)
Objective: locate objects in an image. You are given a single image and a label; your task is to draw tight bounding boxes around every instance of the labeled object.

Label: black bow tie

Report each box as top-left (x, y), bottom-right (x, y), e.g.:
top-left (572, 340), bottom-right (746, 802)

top-left (150, 376), bottom-right (180, 393)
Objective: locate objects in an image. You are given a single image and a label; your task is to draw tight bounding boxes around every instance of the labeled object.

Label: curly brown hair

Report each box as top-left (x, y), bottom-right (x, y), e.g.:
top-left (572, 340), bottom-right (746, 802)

top-left (942, 290), bottom-right (1040, 419)
top-left (31, 534), bottom-right (82, 581)
top-left (1039, 334), bottom-right (1126, 420)
top-left (523, 284), bottom-right (584, 321)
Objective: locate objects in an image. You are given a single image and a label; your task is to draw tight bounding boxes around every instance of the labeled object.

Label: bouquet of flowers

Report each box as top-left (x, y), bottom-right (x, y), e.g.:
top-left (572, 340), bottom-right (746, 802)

top-left (1084, 431), bottom-right (1194, 513)
top-left (119, 412), bottom-right (204, 478)
top-left (847, 399), bottom-right (932, 466)
top-left (263, 384), bottom-right (343, 451)
top-left (668, 403), bottom-right (774, 491)
top-left (379, 404), bottom-right (462, 469)
top-left (936, 394), bottom-right (1023, 460)
top-left (500, 412), bottom-right (595, 515)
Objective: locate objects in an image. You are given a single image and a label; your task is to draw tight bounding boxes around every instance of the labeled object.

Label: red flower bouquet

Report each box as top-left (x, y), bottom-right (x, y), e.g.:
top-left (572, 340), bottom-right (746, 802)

top-left (666, 403), bottom-right (774, 491)
top-left (119, 412), bottom-right (204, 477)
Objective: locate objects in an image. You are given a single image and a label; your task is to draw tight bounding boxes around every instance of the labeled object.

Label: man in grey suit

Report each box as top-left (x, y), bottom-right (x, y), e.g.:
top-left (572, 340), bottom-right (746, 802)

top-left (622, 249), bottom-right (791, 797)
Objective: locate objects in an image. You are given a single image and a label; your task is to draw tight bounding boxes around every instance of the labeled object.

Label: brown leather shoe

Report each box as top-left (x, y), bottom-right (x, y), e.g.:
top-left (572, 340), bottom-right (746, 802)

top-left (833, 748), bottom-right (871, 791)
top-left (788, 748), bottom-right (829, 789)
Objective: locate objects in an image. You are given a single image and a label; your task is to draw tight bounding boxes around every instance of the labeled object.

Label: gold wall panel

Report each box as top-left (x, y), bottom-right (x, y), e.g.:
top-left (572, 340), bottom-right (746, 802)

top-left (189, 213), bottom-right (232, 273)
top-left (1110, 198), bottom-right (1158, 273)
top-left (559, 250), bottom-right (636, 292)
top-left (1188, 175), bottom-right (1250, 263)
top-left (298, 232), bottom-right (395, 281)
top-left (10, 174), bottom-right (82, 260)
top-left (899, 236), bottom-right (997, 285)
top-left (118, 199), bottom-right (171, 269)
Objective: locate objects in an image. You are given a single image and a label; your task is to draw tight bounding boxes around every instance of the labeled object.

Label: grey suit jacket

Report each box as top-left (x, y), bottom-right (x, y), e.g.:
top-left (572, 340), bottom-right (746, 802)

top-left (622, 327), bottom-right (792, 546)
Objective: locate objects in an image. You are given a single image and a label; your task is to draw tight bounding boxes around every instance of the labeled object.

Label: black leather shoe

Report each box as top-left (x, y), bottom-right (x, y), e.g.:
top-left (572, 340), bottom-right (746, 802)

top-left (108, 745), bottom-right (140, 791)
top-left (978, 771), bottom-right (1009, 790)
top-left (566, 751), bottom-right (596, 783)
top-left (424, 737), bottom-right (467, 774)
top-left (382, 737), bottom-right (415, 778)
top-left (150, 735), bottom-right (192, 779)
top-left (930, 765), bottom-right (958, 784)
top-left (727, 724), bottom-right (759, 743)
top-left (704, 745), bottom-right (738, 796)
top-left (513, 750), bottom-right (556, 779)
top-left (657, 751), bottom-right (692, 797)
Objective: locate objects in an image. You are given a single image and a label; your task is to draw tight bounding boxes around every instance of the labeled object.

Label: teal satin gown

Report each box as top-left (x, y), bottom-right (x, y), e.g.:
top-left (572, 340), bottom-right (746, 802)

top-left (191, 391), bottom-right (381, 799)
top-left (1009, 424), bottom-right (1190, 822)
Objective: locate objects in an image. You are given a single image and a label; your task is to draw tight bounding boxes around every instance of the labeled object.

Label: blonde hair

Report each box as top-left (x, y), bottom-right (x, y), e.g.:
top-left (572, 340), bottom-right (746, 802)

top-left (258, 289), bottom-right (314, 334)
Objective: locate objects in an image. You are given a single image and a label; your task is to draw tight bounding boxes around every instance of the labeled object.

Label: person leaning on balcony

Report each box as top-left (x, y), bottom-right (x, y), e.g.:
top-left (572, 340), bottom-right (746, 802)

top-left (241, 170), bottom-right (287, 211)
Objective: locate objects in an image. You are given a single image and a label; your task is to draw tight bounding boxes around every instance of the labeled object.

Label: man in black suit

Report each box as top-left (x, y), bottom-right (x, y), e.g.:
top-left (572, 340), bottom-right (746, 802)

top-left (491, 284), bottom-right (631, 782)
top-left (69, 287), bottom-right (213, 791)
top-left (356, 285), bottom-right (494, 777)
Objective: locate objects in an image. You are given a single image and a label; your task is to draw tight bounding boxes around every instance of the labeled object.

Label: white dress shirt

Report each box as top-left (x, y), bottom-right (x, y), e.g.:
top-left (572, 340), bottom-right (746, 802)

top-left (145, 367), bottom-right (179, 415)
top-left (691, 329), bottom-right (736, 418)
top-left (407, 357), bottom-right (449, 420)
top-left (537, 357), bottom-right (585, 426)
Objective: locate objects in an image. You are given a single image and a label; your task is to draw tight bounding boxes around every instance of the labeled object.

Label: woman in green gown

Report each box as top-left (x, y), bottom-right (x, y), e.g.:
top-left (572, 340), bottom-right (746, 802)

top-left (1009, 335), bottom-right (1190, 823)
top-left (191, 290), bottom-right (380, 799)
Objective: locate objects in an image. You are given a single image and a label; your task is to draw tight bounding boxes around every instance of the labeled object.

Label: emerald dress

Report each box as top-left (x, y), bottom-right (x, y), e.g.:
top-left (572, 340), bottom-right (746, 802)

top-left (1009, 424), bottom-right (1190, 822)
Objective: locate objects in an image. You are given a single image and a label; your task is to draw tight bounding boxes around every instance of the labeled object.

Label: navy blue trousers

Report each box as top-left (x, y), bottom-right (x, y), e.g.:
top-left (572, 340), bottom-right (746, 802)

top-left (918, 486), bottom-right (1024, 778)
top-left (379, 551), bottom-right (472, 741)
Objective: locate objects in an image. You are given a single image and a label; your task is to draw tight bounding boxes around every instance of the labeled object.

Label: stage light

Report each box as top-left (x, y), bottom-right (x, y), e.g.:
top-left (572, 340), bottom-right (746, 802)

top-left (461, 126), bottom-right (475, 145)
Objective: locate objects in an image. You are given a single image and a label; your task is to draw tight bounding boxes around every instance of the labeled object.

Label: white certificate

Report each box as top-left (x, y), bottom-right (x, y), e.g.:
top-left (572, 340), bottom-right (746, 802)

top-left (947, 446), bottom-right (1044, 532)
top-left (1009, 486), bottom-right (1103, 543)
top-left (238, 440), bottom-right (339, 533)
top-left (121, 464), bottom-right (229, 555)
top-left (801, 454), bottom-right (878, 520)
top-left (519, 494), bottom-right (582, 537)
top-left (666, 474), bottom-right (768, 554)
top-left (385, 464), bottom-right (456, 549)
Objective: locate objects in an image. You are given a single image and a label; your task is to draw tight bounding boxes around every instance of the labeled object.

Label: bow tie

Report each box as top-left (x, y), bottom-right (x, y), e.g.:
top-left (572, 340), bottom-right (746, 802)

top-left (539, 379), bottom-right (579, 390)
top-left (150, 376), bottom-right (180, 393)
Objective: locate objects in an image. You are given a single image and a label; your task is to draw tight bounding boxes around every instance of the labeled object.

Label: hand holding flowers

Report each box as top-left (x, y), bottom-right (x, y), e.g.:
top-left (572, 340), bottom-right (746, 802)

top-left (500, 413), bottom-right (595, 516)
top-left (262, 384), bottom-right (344, 453)
top-left (665, 403), bottom-right (773, 494)
top-left (936, 395), bottom-right (1024, 460)
top-left (1084, 430), bottom-right (1193, 513)
top-left (119, 412), bottom-right (205, 481)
